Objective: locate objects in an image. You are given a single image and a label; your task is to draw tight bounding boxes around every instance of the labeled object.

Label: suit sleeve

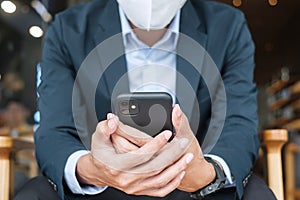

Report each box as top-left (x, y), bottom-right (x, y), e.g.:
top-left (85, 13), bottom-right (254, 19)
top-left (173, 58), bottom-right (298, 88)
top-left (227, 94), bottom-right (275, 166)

top-left (35, 16), bottom-right (86, 199)
top-left (209, 12), bottom-right (260, 199)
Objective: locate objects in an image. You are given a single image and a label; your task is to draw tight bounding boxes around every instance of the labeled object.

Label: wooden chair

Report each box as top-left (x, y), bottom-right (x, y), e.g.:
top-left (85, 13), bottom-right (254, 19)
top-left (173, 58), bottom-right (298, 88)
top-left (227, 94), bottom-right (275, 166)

top-left (261, 129), bottom-right (288, 200)
top-left (0, 136), bottom-right (13, 200)
top-left (285, 142), bottom-right (300, 200)
top-left (0, 130), bottom-right (288, 200)
top-left (0, 136), bottom-right (37, 200)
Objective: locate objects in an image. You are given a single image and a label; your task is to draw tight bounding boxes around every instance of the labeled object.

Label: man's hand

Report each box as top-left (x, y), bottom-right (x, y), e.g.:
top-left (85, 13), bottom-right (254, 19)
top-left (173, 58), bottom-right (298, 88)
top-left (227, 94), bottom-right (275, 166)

top-left (76, 114), bottom-right (194, 197)
top-left (172, 104), bottom-right (216, 192)
top-left (109, 113), bottom-right (151, 153)
top-left (110, 105), bottom-right (217, 193)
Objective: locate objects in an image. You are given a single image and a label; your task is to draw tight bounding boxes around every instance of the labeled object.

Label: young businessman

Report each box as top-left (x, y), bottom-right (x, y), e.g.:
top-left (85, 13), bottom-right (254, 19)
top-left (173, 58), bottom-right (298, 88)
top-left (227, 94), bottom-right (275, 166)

top-left (15, 0), bottom-right (275, 199)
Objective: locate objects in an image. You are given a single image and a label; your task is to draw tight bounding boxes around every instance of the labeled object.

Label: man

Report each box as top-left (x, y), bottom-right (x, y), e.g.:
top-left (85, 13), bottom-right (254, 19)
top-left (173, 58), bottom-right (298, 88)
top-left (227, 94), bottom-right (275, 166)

top-left (0, 98), bottom-right (32, 137)
top-left (15, 0), bottom-right (274, 199)
top-left (0, 99), bottom-right (34, 193)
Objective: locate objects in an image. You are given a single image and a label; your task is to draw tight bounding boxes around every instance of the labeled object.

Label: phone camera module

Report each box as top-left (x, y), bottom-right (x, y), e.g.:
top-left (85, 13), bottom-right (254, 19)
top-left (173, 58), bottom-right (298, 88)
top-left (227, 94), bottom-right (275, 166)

top-left (119, 100), bottom-right (139, 115)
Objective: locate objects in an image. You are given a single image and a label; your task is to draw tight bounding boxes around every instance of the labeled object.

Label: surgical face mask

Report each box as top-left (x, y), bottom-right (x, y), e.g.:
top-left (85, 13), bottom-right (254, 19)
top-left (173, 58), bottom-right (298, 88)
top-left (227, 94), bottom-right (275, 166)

top-left (117, 0), bottom-right (187, 31)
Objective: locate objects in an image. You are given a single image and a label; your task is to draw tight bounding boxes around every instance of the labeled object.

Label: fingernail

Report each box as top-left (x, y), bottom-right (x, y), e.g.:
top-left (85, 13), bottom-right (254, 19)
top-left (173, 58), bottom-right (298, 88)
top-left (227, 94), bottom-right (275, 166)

top-left (175, 104), bottom-right (182, 117)
top-left (112, 114), bottom-right (119, 124)
top-left (179, 171), bottom-right (186, 180)
top-left (107, 113), bottom-right (113, 120)
top-left (180, 138), bottom-right (189, 148)
top-left (185, 153), bottom-right (194, 164)
top-left (108, 119), bottom-right (114, 129)
top-left (164, 131), bottom-right (172, 140)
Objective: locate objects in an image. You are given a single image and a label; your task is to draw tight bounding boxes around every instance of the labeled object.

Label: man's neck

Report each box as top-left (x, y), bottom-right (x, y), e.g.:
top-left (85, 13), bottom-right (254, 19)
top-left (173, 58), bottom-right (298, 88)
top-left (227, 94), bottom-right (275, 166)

top-left (130, 21), bottom-right (169, 47)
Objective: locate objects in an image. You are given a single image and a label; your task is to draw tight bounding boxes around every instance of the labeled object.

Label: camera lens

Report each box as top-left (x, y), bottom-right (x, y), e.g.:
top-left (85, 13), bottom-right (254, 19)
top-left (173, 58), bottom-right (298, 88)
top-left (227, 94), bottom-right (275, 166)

top-left (121, 101), bottom-right (128, 106)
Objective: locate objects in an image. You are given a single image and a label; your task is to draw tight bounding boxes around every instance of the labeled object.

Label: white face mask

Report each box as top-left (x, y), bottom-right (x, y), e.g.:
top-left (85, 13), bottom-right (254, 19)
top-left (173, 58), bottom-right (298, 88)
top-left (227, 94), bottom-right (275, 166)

top-left (117, 0), bottom-right (187, 31)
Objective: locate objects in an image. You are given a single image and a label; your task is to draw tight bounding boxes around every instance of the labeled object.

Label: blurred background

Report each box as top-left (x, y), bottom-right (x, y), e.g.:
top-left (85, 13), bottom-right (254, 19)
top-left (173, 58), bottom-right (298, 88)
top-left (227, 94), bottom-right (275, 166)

top-left (0, 0), bottom-right (300, 199)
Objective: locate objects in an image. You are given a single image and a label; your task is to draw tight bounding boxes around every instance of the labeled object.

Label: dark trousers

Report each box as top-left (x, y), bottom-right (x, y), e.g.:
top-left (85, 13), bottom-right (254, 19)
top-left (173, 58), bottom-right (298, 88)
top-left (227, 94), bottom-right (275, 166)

top-left (14, 175), bottom-right (276, 200)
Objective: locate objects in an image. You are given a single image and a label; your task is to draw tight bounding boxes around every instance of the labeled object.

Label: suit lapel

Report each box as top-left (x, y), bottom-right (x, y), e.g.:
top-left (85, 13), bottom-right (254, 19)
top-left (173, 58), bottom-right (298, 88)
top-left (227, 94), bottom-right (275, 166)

top-left (92, 0), bottom-right (129, 99)
top-left (179, 0), bottom-right (207, 47)
top-left (176, 0), bottom-right (208, 120)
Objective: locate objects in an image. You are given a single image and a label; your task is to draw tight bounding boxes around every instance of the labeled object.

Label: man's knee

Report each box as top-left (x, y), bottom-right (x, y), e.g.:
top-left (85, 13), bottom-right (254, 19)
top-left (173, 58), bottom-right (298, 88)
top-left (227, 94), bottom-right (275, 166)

top-left (243, 174), bottom-right (276, 200)
top-left (14, 176), bottom-right (60, 200)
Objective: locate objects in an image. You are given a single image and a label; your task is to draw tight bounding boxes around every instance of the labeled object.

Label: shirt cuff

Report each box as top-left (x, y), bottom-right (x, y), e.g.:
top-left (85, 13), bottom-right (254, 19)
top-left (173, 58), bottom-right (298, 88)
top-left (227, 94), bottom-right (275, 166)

top-left (64, 150), bottom-right (108, 195)
top-left (204, 154), bottom-right (235, 186)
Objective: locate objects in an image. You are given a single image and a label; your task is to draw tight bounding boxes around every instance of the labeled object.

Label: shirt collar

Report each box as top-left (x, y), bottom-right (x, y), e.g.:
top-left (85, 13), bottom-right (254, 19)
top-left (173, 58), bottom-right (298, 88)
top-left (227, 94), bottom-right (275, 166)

top-left (118, 6), bottom-right (180, 47)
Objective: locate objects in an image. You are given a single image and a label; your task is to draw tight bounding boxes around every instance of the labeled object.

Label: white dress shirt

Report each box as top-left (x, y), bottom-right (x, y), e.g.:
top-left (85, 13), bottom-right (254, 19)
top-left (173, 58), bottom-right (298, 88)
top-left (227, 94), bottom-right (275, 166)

top-left (120, 6), bottom-right (178, 103)
top-left (64, 6), bottom-right (233, 195)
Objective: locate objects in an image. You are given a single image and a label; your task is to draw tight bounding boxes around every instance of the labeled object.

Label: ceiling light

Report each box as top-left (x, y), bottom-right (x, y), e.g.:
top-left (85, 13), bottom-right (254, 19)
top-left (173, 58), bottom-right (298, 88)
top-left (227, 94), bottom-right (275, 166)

top-left (31, 0), bottom-right (52, 22)
top-left (29, 26), bottom-right (44, 38)
top-left (232, 0), bottom-right (242, 7)
top-left (269, 0), bottom-right (278, 6)
top-left (1, 0), bottom-right (16, 14)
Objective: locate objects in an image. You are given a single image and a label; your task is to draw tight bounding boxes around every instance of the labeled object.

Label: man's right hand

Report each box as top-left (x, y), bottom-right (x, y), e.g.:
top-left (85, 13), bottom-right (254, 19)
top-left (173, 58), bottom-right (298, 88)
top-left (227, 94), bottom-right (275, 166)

top-left (76, 115), bottom-right (194, 197)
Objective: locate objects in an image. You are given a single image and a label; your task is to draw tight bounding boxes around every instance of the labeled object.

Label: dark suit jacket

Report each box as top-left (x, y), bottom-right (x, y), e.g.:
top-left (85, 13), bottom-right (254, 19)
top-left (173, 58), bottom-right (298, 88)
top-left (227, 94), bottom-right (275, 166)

top-left (35, 0), bottom-right (259, 199)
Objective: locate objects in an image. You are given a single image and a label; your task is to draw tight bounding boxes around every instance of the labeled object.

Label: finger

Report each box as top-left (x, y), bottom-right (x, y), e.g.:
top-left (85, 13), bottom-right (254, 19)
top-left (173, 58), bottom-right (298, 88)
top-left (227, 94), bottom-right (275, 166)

top-left (131, 137), bottom-right (190, 174)
top-left (113, 130), bottom-right (173, 170)
top-left (91, 120), bottom-right (117, 163)
top-left (172, 105), bottom-right (193, 140)
top-left (107, 113), bottom-right (114, 120)
top-left (131, 170), bottom-right (186, 197)
top-left (172, 104), bottom-right (182, 130)
top-left (107, 113), bottom-right (119, 134)
top-left (132, 130), bottom-right (173, 155)
top-left (91, 115), bottom-right (121, 158)
top-left (92, 130), bottom-right (173, 171)
top-left (93, 114), bottom-right (118, 142)
top-left (140, 153), bottom-right (194, 189)
top-left (111, 134), bottom-right (139, 153)
top-left (93, 128), bottom-right (178, 173)
top-left (117, 121), bottom-right (152, 147)
top-left (94, 120), bottom-right (111, 141)
top-left (129, 153), bottom-right (194, 196)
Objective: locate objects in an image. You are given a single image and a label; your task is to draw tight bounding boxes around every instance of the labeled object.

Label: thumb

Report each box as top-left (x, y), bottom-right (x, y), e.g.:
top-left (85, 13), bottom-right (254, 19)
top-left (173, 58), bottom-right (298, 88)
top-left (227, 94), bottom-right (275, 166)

top-left (172, 104), bottom-right (183, 134)
top-left (106, 113), bottom-right (119, 135)
top-left (94, 113), bottom-right (119, 141)
top-left (172, 104), bottom-right (193, 139)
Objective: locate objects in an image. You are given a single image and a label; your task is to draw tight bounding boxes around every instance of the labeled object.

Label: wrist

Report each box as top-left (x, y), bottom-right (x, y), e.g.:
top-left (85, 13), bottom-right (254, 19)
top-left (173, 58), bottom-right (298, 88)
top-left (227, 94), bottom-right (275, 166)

top-left (178, 156), bottom-right (216, 192)
top-left (196, 157), bottom-right (216, 190)
top-left (190, 157), bottom-right (226, 199)
top-left (76, 153), bottom-right (106, 187)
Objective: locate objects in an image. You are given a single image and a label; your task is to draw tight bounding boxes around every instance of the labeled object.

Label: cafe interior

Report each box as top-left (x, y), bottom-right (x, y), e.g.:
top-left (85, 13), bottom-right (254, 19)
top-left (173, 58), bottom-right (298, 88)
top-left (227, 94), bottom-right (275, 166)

top-left (0, 0), bottom-right (300, 199)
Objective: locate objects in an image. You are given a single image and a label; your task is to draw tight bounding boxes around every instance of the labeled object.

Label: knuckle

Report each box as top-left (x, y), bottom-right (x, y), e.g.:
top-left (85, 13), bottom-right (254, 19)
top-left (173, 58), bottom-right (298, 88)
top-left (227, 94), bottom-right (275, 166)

top-left (156, 190), bottom-right (168, 197)
top-left (134, 137), bottom-right (150, 146)
top-left (107, 167), bottom-right (120, 177)
top-left (123, 186), bottom-right (137, 195)
top-left (124, 189), bottom-right (134, 195)
top-left (156, 177), bottom-right (167, 187)
top-left (172, 179), bottom-right (181, 190)
top-left (119, 179), bottom-right (130, 188)
top-left (116, 174), bottom-right (134, 189)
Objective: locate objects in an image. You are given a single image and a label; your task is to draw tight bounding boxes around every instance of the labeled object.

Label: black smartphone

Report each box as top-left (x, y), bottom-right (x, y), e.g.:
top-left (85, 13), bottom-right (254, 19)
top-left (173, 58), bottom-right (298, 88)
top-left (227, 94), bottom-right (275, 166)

top-left (113, 92), bottom-right (174, 138)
